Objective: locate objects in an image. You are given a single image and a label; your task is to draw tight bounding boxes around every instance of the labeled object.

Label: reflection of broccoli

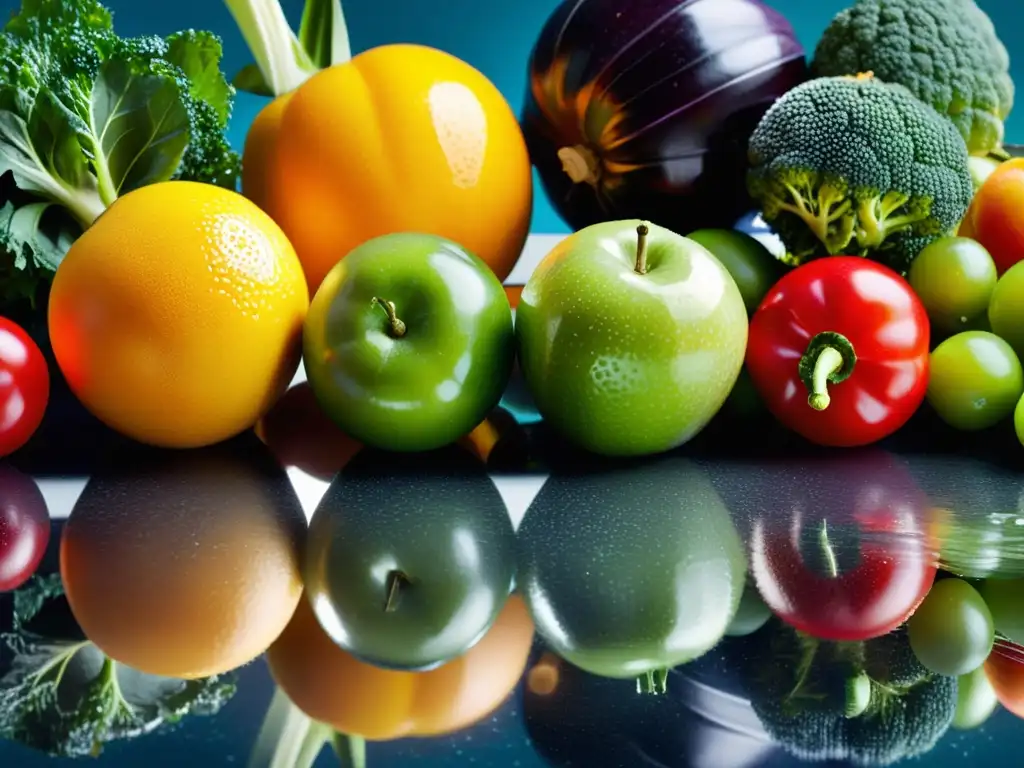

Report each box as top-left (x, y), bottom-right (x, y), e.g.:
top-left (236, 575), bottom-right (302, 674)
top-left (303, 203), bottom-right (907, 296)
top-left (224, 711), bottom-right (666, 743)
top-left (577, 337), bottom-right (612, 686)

top-left (0, 574), bottom-right (237, 758)
top-left (811, 0), bottom-right (1014, 158)
top-left (736, 619), bottom-right (957, 766)
top-left (746, 73), bottom-right (973, 273)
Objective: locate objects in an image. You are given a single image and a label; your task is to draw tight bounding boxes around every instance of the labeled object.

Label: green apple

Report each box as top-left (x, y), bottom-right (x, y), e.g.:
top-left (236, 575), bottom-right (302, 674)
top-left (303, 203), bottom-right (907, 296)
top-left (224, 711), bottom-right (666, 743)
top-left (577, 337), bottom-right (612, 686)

top-left (515, 220), bottom-right (748, 456)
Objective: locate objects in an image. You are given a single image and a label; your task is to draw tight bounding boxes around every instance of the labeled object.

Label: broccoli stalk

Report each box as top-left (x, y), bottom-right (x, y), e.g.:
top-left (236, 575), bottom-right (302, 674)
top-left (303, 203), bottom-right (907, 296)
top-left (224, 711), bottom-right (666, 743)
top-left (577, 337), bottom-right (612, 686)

top-left (747, 73), bottom-right (974, 274)
top-left (223, 0), bottom-right (351, 98)
top-left (248, 687), bottom-right (366, 768)
top-left (732, 619), bottom-right (958, 766)
top-left (0, 574), bottom-right (238, 758)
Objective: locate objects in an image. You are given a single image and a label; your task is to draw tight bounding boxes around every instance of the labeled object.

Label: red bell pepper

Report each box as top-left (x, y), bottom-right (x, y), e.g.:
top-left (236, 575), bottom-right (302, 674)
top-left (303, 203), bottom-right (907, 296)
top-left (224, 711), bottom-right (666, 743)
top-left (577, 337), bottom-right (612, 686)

top-left (746, 257), bottom-right (930, 447)
top-left (749, 450), bottom-right (938, 642)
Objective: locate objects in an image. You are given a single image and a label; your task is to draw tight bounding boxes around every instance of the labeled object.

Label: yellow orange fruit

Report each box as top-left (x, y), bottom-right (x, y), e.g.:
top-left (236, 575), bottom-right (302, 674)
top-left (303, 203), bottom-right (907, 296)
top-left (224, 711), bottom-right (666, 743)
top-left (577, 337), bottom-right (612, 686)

top-left (242, 93), bottom-right (293, 211)
top-left (258, 44), bottom-right (533, 296)
top-left (60, 438), bottom-right (307, 679)
top-left (48, 181), bottom-right (309, 449)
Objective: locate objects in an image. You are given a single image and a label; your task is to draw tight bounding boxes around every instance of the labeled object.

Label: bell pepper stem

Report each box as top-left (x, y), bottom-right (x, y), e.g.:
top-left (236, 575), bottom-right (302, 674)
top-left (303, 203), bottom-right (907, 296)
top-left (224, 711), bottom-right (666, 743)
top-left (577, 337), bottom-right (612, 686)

top-left (384, 569), bottom-right (409, 612)
top-left (636, 667), bottom-right (669, 695)
top-left (634, 222), bottom-right (650, 275)
top-left (808, 346), bottom-right (845, 410)
top-left (797, 331), bottom-right (857, 411)
top-left (371, 297), bottom-right (407, 338)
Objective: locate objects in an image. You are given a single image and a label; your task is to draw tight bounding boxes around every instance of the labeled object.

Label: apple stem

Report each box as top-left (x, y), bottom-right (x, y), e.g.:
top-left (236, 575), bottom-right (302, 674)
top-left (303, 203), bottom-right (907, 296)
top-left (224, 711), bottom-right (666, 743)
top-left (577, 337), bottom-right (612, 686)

top-left (797, 331), bottom-right (857, 411)
top-left (636, 667), bottom-right (669, 695)
top-left (384, 569), bottom-right (409, 612)
top-left (634, 222), bottom-right (650, 275)
top-left (371, 297), bottom-right (407, 338)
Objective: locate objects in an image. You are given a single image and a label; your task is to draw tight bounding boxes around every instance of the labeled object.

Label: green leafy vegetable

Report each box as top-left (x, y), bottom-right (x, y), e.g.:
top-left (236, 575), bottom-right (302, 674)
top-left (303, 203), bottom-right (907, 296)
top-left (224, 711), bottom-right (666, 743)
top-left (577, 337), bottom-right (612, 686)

top-left (0, 573), bottom-right (237, 758)
top-left (0, 0), bottom-right (240, 308)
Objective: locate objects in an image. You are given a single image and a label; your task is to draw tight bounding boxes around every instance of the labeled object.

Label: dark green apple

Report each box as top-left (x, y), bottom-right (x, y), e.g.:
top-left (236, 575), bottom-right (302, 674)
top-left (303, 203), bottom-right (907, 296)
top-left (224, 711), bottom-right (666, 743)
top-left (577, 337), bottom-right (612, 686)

top-left (516, 455), bottom-right (747, 693)
top-left (303, 232), bottom-right (515, 453)
top-left (303, 446), bottom-right (517, 671)
top-left (516, 220), bottom-right (748, 456)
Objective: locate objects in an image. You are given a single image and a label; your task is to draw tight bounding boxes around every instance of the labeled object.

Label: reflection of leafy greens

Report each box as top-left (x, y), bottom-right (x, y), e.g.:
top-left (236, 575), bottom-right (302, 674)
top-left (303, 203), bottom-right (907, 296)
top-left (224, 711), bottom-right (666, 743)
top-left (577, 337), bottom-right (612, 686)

top-left (0, 574), bottom-right (237, 758)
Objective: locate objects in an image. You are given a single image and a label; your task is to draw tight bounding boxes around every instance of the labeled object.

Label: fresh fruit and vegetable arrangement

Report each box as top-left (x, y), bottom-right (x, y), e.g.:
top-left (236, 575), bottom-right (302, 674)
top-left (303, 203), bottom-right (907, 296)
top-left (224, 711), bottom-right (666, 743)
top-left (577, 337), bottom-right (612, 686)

top-left (1, 0), bottom-right (1024, 764)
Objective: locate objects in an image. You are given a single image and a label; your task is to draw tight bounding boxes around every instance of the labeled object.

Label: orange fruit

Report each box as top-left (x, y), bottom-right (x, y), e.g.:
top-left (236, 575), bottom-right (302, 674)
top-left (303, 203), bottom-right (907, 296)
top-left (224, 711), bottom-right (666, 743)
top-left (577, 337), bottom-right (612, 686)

top-left (267, 593), bottom-right (534, 740)
top-left (60, 437), bottom-right (307, 679)
top-left (259, 43), bottom-right (533, 296)
top-left (48, 181), bottom-right (309, 449)
top-left (242, 93), bottom-right (293, 211)
top-left (961, 158), bottom-right (1024, 274)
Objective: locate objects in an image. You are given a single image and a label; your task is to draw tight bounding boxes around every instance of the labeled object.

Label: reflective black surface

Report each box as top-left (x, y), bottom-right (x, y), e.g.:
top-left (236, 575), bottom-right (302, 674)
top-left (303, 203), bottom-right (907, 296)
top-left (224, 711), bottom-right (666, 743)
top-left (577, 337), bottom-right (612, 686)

top-left (3, 359), bottom-right (1024, 767)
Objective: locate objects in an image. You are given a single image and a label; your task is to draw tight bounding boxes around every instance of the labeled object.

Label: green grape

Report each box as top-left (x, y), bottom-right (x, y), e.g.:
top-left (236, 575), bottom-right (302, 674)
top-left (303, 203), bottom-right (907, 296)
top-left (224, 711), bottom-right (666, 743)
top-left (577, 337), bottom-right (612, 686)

top-left (909, 237), bottom-right (997, 334)
top-left (989, 260), bottom-right (1024, 360)
top-left (908, 578), bottom-right (994, 676)
top-left (927, 331), bottom-right (1024, 430)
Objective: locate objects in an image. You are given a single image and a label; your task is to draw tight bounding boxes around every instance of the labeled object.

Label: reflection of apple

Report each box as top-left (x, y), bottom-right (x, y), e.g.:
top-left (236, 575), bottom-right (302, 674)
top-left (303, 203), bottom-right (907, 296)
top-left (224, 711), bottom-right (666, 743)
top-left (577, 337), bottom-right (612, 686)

top-left (0, 464), bottom-right (50, 592)
top-left (255, 382), bottom-right (362, 482)
top-left (516, 220), bottom-right (748, 456)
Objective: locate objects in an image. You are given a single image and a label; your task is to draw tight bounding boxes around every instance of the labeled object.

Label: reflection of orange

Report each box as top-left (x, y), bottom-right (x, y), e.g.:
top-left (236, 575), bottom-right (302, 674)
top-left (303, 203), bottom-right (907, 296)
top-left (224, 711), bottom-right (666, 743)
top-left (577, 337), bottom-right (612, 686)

top-left (262, 44), bottom-right (533, 296)
top-left (256, 382), bottom-right (362, 481)
top-left (267, 594), bottom-right (534, 740)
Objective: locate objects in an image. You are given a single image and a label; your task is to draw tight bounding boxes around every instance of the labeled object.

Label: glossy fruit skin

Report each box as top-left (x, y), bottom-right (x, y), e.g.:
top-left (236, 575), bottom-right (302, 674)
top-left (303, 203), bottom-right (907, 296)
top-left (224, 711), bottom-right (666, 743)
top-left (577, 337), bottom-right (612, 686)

top-left (516, 456), bottom-right (747, 680)
top-left (241, 93), bottom-right (293, 211)
top-left (264, 44), bottom-right (532, 295)
top-left (978, 578), bottom-right (1024, 646)
top-left (269, 591), bottom-right (533, 740)
top-left (516, 220), bottom-right (748, 457)
top-left (522, 0), bottom-right (806, 235)
top-left (987, 260), bottom-right (1024, 358)
top-left (746, 257), bottom-right (930, 447)
top-left (927, 331), bottom-right (1024, 431)
top-left (907, 577), bottom-right (994, 677)
top-left (0, 464), bottom-right (50, 592)
top-left (304, 447), bottom-right (517, 671)
top-left (749, 451), bottom-right (936, 642)
top-left (1016, 394), bottom-right (1024, 447)
top-left (48, 181), bottom-right (308, 449)
top-left (960, 158), bottom-right (1024, 274)
top-left (907, 237), bottom-right (997, 334)
top-left (984, 642), bottom-right (1024, 719)
top-left (303, 233), bottom-right (515, 453)
top-left (953, 665), bottom-right (999, 730)
top-left (0, 317), bottom-right (49, 457)
top-left (60, 435), bottom-right (307, 679)
top-left (686, 228), bottom-right (787, 315)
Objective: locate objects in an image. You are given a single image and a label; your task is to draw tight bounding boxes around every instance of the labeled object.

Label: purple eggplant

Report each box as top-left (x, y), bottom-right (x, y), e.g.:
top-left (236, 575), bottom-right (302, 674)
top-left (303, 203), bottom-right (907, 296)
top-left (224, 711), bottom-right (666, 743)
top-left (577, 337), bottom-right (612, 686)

top-left (522, 0), bottom-right (807, 235)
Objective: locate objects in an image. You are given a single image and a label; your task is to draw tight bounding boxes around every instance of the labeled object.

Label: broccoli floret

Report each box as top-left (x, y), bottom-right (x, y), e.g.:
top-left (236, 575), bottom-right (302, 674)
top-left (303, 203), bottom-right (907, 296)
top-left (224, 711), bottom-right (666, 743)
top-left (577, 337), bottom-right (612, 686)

top-left (746, 73), bottom-right (973, 273)
top-left (0, 574), bottom-right (237, 758)
top-left (812, 0), bottom-right (1014, 157)
top-left (735, 620), bottom-right (958, 767)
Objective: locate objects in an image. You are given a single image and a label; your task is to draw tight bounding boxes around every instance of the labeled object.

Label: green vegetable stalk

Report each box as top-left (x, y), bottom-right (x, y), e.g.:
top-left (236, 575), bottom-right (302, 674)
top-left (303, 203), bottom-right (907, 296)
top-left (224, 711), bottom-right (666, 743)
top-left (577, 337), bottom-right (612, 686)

top-left (224, 0), bottom-right (352, 98)
top-left (0, 0), bottom-right (241, 307)
top-left (0, 573), bottom-right (237, 758)
top-left (248, 688), bottom-right (366, 768)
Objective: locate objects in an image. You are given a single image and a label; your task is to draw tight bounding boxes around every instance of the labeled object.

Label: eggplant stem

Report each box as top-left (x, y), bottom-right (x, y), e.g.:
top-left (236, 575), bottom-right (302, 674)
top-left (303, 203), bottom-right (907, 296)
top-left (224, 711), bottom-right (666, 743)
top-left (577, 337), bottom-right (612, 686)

top-left (557, 145), bottom-right (600, 186)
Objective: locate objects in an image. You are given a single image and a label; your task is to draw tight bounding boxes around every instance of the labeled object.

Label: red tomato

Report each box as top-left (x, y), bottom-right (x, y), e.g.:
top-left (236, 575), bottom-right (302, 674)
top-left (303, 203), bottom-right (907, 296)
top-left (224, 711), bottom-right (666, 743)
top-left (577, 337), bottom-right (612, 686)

top-left (749, 450), bottom-right (937, 642)
top-left (984, 641), bottom-right (1024, 718)
top-left (746, 257), bottom-right (930, 447)
top-left (961, 158), bottom-right (1024, 274)
top-left (0, 317), bottom-right (49, 457)
top-left (0, 463), bottom-right (50, 591)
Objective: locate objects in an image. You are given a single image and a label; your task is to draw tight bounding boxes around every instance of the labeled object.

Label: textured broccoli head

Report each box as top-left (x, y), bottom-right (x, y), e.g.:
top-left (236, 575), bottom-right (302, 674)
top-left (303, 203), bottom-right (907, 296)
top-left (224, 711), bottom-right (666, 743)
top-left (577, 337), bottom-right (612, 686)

top-left (812, 0), bottom-right (1014, 157)
top-left (747, 73), bottom-right (973, 273)
top-left (734, 620), bottom-right (958, 767)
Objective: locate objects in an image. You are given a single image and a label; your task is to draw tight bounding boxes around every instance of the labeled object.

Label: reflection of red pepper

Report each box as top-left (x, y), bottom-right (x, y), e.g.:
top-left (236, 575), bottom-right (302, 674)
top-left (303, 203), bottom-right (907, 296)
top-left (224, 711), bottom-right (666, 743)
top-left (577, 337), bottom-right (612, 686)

top-left (746, 257), bottom-right (930, 447)
top-left (749, 451), bottom-right (937, 642)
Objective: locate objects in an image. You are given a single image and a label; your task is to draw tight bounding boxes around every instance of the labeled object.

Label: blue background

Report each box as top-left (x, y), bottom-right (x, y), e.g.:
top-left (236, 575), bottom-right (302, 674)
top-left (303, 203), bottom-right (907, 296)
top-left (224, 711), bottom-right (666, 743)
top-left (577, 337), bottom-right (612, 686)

top-left (68, 0), bottom-right (1024, 236)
